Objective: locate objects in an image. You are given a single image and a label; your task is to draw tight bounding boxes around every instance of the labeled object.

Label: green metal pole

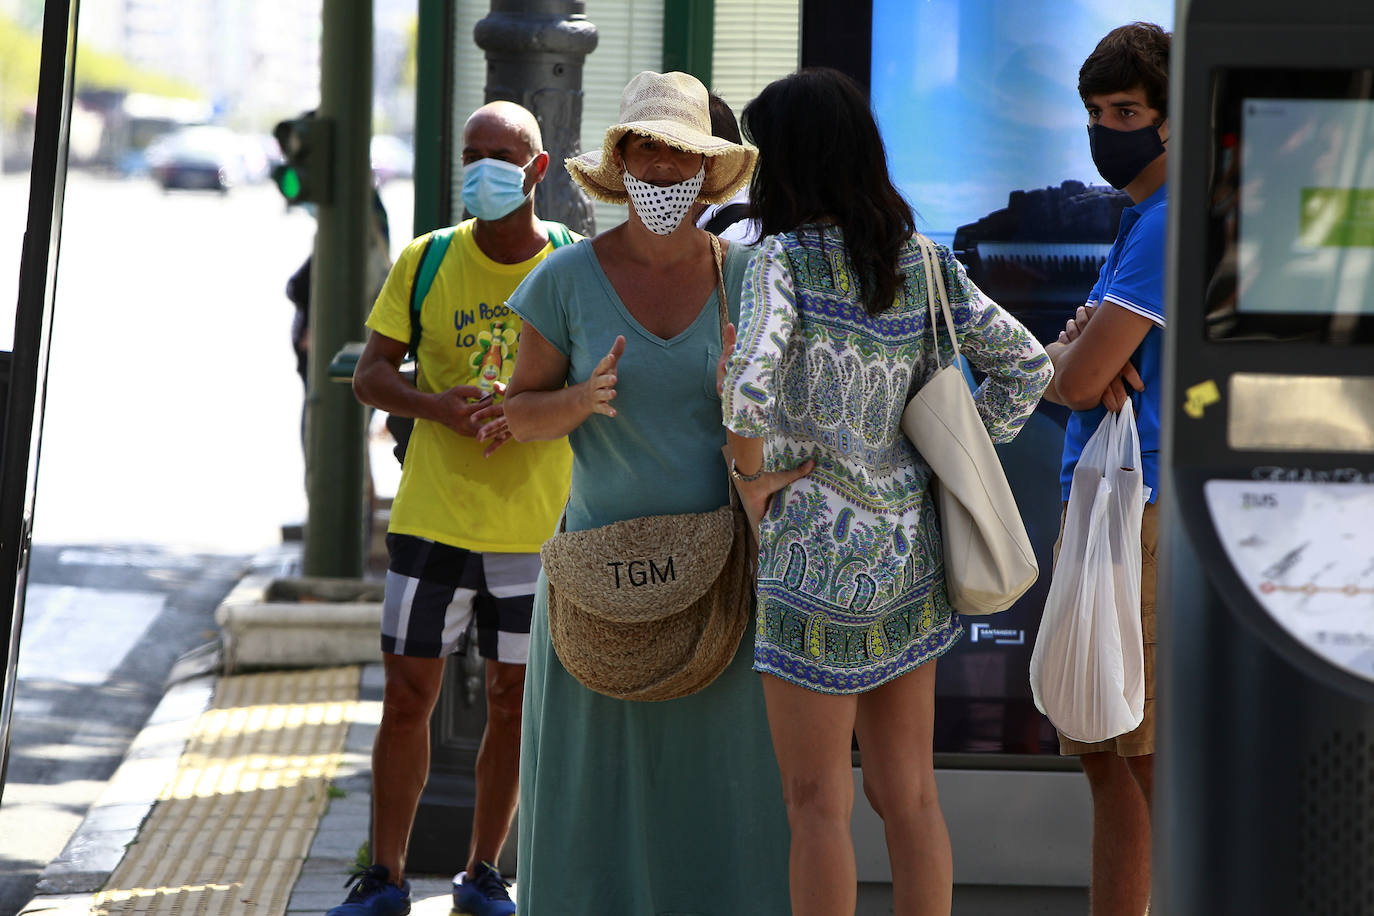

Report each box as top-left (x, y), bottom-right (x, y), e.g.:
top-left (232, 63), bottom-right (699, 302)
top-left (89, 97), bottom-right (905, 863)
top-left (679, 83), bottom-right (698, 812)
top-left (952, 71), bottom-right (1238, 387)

top-left (662, 0), bottom-right (714, 87)
top-left (413, 0), bottom-right (454, 236)
top-left (304, 0), bottom-right (372, 578)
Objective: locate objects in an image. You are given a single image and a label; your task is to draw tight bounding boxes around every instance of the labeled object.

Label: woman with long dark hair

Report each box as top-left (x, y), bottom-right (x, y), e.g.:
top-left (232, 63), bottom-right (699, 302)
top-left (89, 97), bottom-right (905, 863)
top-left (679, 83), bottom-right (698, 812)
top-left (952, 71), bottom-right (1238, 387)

top-left (722, 68), bottom-right (1052, 915)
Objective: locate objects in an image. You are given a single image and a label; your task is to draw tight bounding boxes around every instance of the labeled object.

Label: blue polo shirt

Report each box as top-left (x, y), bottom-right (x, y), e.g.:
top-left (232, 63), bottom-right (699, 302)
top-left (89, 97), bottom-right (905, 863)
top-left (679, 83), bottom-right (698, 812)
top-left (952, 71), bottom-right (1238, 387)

top-left (1059, 183), bottom-right (1168, 504)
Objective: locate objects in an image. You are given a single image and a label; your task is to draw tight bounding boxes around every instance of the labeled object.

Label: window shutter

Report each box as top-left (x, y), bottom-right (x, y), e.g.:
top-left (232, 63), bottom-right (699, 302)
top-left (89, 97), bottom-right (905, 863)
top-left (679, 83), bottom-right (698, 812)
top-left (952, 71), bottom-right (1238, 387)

top-left (580, 0), bottom-right (666, 231)
top-left (710, 1), bottom-right (801, 118)
top-left (450, 1), bottom-right (494, 219)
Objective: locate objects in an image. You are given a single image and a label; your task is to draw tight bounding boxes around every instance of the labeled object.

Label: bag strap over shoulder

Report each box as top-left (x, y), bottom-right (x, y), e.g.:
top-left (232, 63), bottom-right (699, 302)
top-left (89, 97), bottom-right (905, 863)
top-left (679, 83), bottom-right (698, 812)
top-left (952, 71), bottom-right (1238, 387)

top-left (916, 233), bottom-right (960, 369)
top-left (702, 202), bottom-right (750, 236)
top-left (709, 233), bottom-right (746, 511)
top-left (408, 226), bottom-right (458, 363)
top-left (710, 233), bottom-right (728, 347)
top-left (543, 220), bottom-right (575, 249)
top-left (409, 221), bottom-right (570, 365)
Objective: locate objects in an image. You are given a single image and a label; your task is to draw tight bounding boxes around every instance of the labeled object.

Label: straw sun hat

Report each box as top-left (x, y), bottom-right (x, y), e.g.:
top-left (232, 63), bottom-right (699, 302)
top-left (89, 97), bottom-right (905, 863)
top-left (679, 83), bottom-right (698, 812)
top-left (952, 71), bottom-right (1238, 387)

top-left (566, 70), bottom-right (757, 206)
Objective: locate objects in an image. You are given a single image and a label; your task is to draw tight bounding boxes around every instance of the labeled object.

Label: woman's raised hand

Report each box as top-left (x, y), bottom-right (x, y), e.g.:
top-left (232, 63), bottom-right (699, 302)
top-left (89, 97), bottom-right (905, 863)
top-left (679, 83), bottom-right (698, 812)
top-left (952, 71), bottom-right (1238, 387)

top-left (584, 335), bottom-right (626, 418)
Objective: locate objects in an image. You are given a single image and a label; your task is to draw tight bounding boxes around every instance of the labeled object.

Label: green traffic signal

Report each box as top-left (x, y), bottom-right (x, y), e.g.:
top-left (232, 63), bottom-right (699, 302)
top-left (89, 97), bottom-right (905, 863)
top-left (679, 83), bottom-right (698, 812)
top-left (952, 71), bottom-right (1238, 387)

top-left (277, 166), bottom-right (303, 201)
top-left (271, 114), bottom-right (333, 205)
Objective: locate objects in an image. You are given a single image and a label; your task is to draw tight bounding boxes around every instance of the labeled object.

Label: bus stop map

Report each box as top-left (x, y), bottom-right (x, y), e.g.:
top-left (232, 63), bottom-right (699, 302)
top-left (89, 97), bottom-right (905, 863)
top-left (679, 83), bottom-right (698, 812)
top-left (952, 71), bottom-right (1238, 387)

top-left (1205, 479), bottom-right (1374, 683)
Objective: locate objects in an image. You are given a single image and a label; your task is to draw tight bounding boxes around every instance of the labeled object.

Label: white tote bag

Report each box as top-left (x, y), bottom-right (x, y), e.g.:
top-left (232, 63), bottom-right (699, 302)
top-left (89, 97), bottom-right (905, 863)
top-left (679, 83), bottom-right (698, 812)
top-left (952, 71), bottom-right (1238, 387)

top-left (1028, 400), bottom-right (1146, 744)
top-left (901, 234), bottom-right (1038, 615)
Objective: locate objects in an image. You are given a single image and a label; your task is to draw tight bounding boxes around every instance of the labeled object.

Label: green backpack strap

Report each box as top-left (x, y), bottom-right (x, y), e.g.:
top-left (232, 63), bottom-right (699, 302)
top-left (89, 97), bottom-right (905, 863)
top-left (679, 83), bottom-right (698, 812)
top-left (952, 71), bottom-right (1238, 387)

top-left (543, 220), bottom-right (575, 249)
top-left (408, 226), bottom-right (457, 362)
top-left (409, 222), bottom-right (571, 363)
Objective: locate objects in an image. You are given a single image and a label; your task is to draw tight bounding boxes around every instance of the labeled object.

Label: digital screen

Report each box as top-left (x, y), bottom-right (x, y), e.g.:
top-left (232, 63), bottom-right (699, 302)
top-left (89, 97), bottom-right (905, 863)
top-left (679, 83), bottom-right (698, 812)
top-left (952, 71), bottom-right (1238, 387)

top-left (1239, 98), bottom-right (1374, 316)
top-left (1205, 70), bottom-right (1374, 342)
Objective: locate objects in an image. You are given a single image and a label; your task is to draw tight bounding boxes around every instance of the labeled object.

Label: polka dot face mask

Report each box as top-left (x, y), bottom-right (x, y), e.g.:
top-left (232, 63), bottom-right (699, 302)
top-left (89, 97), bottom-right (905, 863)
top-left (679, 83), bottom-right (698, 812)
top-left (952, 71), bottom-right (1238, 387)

top-left (622, 165), bottom-right (706, 235)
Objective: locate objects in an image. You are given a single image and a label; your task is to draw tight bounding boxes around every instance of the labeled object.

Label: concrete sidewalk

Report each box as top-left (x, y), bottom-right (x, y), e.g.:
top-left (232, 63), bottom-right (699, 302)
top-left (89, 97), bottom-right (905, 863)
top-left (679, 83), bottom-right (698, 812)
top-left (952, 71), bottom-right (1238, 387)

top-left (15, 538), bottom-right (464, 916)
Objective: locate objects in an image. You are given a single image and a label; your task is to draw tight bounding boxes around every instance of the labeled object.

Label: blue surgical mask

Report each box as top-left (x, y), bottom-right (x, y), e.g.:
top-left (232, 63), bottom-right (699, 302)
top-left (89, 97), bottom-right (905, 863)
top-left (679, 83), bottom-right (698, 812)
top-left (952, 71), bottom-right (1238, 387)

top-left (462, 157), bottom-right (534, 221)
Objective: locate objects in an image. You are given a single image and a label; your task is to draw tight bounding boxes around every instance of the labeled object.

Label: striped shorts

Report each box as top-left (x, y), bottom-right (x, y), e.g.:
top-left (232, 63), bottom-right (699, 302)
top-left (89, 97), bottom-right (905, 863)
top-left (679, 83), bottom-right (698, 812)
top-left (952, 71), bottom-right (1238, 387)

top-left (380, 534), bottom-right (538, 664)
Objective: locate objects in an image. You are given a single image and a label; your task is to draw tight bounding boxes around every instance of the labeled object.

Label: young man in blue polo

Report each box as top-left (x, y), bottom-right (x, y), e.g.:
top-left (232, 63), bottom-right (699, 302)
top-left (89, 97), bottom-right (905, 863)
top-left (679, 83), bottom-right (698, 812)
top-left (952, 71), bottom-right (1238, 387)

top-left (1043, 21), bottom-right (1171, 916)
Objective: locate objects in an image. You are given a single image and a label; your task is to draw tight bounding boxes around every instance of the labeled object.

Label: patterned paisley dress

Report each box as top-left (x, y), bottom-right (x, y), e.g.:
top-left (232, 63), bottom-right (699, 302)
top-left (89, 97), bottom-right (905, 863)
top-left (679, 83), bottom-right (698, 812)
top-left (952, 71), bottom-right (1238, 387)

top-left (723, 227), bottom-right (1052, 694)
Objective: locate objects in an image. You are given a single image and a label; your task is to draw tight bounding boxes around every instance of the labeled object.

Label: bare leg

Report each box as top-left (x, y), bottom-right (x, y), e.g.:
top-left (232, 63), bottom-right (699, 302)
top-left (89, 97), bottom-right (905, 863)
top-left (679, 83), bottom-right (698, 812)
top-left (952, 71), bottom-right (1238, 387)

top-left (1127, 753), bottom-right (1154, 914)
top-left (1126, 753), bottom-right (1154, 809)
top-left (761, 674), bottom-right (860, 916)
top-left (1080, 752), bottom-right (1151, 916)
top-left (854, 661), bottom-right (952, 916)
top-left (466, 659), bottom-right (525, 873)
top-left (372, 653), bottom-right (447, 884)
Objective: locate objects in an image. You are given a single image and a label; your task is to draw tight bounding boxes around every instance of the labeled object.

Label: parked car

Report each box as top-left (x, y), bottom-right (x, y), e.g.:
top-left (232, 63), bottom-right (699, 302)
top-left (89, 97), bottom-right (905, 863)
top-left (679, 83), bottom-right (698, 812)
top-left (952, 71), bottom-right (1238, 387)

top-left (146, 126), bottom-right (246, 192)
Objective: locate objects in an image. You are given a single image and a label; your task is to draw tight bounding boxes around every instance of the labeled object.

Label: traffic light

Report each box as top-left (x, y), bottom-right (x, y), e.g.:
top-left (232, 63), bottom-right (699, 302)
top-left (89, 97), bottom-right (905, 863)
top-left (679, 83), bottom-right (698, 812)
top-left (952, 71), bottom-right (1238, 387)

top-left (272, 113), bottom-right (334, 205)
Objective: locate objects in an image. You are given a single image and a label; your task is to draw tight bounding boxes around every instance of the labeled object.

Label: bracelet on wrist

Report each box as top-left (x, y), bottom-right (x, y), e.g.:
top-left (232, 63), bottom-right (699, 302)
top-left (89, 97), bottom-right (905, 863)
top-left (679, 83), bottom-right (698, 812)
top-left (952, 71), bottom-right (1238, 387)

top-left (730, 459), bottom-right (764, 483)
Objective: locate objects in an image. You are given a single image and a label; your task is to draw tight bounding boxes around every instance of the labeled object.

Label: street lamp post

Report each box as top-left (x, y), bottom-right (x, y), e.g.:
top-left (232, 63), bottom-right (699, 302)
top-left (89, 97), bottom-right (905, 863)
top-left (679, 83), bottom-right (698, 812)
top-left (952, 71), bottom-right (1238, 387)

top-left (475, 0), bottom-right (598, 237)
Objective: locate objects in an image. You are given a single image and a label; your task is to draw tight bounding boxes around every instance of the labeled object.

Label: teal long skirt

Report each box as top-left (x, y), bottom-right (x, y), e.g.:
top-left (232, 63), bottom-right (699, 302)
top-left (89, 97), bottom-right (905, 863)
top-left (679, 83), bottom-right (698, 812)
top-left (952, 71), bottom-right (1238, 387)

top-left (516, 572), bottom-right (792, 916)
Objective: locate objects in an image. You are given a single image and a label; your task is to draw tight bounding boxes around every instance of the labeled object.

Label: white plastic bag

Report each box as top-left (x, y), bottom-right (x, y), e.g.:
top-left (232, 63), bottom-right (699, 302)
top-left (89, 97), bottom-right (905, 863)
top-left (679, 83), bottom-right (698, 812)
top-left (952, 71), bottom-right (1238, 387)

top-left (1029, 399), bottom-right (1146, 744)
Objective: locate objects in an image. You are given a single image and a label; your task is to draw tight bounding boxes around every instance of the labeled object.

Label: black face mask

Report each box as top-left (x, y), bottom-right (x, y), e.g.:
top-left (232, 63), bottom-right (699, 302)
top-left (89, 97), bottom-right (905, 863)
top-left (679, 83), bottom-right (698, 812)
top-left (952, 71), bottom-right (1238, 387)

top-left (1087, 122), bottom-right (1165, 190)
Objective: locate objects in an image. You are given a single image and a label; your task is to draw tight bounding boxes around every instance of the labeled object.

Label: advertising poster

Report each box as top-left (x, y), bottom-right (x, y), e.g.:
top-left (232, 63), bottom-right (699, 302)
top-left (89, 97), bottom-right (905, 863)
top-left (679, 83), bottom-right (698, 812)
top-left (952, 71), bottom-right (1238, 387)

top-left (869, 0), bottom-right (1174, 753)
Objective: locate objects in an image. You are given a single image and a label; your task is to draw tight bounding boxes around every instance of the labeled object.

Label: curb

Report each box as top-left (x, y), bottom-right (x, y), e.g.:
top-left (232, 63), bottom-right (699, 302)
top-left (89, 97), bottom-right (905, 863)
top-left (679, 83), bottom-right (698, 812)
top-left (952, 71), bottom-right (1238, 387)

top-left (23, 674), bottom-right (216, 906)
top-left (216, 573), bottom-right (384, 674)
top-left (27, 540), bottom-right (515, 914)
top-left (17, 544), bottom-right (300, 914)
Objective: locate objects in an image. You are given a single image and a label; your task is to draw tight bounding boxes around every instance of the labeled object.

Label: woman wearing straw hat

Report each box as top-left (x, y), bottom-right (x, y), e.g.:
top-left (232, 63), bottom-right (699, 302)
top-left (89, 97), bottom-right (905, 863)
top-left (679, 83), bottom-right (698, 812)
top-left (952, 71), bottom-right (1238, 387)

top-left (501, 71), bottom-right (796, 915)
top-left (721, 69), bottom-right (1051, 915)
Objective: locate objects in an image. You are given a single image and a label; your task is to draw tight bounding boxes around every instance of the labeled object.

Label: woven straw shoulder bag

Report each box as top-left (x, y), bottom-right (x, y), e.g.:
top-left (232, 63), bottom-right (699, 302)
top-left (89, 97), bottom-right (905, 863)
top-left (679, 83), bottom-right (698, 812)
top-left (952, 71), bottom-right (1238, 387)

top-left (542, 235), bottom-right (752, 701)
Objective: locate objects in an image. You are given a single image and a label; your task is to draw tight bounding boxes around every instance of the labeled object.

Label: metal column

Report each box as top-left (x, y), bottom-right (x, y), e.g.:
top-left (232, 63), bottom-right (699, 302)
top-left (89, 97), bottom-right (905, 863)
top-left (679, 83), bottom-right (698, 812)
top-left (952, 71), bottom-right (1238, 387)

top-left (0, 0), bottom-right (79, 804)
top-left (475, 0), bottom-right (598, 236)
top-left (304, 0), bottom-right (373, 577)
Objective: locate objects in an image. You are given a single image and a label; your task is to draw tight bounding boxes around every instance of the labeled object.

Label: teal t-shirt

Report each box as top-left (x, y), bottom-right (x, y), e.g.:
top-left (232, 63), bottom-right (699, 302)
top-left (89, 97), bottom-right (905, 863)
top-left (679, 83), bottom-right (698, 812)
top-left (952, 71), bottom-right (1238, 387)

top-left (507, 238), bottom-right (749, 531)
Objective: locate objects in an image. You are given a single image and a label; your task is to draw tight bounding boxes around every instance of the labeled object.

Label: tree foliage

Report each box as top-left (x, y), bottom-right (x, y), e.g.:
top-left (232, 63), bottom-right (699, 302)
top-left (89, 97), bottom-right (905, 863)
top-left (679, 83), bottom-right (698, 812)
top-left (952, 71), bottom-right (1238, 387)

top-left (0, 14), bottom-right (202, 128)
top-left (0, 14), bottom-right (43, 126)
top-left (401, 13), bottom-right (418, 90)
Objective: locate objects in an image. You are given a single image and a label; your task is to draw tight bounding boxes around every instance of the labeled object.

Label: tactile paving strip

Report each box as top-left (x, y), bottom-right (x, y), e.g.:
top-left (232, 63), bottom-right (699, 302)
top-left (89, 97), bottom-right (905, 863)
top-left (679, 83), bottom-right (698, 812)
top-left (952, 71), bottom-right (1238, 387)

top-left (92, 667), bottom-right (360, 915)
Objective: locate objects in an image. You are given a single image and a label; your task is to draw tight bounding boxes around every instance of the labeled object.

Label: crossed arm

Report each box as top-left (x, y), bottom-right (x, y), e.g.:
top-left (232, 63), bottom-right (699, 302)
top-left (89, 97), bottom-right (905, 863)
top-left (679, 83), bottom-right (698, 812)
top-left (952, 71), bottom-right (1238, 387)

top-left (1043, 302), bottom-right (1152, 412)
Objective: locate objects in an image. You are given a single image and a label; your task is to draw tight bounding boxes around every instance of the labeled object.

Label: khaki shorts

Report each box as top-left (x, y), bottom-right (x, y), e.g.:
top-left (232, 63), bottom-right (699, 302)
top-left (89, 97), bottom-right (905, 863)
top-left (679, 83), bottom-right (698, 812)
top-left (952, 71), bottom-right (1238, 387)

top-left (1053, 501), bottom-right (1158, 758)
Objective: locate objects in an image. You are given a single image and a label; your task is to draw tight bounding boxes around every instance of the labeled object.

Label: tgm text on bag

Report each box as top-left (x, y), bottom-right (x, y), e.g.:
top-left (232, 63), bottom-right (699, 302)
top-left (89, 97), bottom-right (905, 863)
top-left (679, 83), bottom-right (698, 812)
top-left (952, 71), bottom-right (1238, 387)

top-left (608, 558), bottom-right (677, 588)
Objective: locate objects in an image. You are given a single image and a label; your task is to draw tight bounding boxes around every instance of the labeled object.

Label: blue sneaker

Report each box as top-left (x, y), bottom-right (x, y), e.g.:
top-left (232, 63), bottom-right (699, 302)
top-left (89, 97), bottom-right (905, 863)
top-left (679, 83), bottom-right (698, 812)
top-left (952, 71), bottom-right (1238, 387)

top-left (325, 864), bottom-right (411, 915)
top-left (452, 861), bottom-right (515, 916)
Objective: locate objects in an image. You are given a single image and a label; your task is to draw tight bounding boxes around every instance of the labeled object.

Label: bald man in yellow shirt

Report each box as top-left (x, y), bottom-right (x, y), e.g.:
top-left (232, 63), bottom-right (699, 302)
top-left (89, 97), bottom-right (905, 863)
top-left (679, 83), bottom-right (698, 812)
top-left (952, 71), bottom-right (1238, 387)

top-left (334, 101), bottom-right (577, 916)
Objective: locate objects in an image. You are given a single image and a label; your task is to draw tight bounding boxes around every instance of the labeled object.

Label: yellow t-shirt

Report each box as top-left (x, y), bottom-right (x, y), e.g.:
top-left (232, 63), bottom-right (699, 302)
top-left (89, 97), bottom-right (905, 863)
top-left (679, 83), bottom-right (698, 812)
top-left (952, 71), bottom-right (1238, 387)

top-left (365, 219), bottom-right (574, 553)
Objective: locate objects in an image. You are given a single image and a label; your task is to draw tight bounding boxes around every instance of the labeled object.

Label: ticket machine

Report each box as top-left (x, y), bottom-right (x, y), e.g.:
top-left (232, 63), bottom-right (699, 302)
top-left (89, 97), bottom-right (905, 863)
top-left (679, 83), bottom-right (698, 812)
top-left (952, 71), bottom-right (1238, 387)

top-left (1162, 1), bottom-right (1374, 912)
